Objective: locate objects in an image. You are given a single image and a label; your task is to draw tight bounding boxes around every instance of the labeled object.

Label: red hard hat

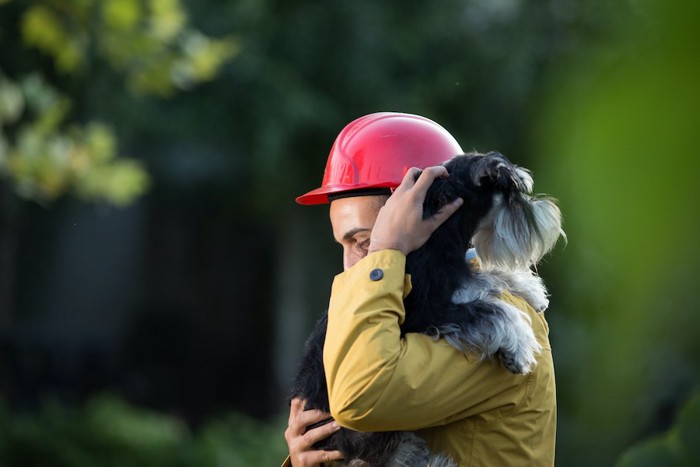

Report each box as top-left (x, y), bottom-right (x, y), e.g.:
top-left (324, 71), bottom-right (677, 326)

top-left (296, 112), bottom-right (463, 205)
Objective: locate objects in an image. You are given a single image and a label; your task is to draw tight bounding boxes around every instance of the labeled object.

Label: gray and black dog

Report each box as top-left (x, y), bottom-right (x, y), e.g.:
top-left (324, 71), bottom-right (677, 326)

top-left (289, 151), bottom-right (565, 466)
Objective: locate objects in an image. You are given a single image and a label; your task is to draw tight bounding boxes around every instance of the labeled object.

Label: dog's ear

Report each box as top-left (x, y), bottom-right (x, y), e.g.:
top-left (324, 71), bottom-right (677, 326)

top-left (470, 151), bottom-right (503, 187)
top-left (470, 152), bottom-right (533, 195)
top-left (422, 171), bottom-right (458, 219)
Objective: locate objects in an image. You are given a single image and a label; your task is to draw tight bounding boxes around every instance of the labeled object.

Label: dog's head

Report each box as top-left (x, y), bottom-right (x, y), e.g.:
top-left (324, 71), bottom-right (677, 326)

top-left (422, 151), bottom-right (565, 270)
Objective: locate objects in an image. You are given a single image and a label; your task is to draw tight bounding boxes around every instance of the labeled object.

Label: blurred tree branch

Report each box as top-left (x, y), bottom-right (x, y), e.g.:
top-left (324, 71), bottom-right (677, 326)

top-left (0, 0), bottom-right (239, 205)
top-left (0, 0), bottom-right (238, 330)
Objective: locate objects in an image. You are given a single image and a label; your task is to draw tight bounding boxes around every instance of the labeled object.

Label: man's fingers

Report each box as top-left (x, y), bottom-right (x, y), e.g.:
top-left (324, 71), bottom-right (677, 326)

top-left (298, 450), bottom-right (345, 466)
top-left (302, 420), bottom-right (341, 445)
top-left (318, 450), bottom-right (345, 463)
top-left (290, 397), bottom-right (303, 412)
top-left (395, 165), bottom-right (448, 196)
top-left (286, 413), bottom-right (341, 452)
top-left (287, 398), bottom-right (344, 466)
top-left (430, 197), bottom-right (463, 227)
top-left (413, 165), bottom-right (449, 193)
top-left (297, 410), bottom-right (333, 429)
top-left (288, 398), bottom-right (333, 432)
top-left (395, 167), bottom-right (422, 192)
top-left (289, 398), bottom-right (303, 425)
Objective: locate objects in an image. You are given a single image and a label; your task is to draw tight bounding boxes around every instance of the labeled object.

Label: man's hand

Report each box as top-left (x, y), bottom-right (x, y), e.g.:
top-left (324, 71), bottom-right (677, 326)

top-left (285, 398), bottom-right (344, 466)
top-left (369, 166), bottom-right (463, 255)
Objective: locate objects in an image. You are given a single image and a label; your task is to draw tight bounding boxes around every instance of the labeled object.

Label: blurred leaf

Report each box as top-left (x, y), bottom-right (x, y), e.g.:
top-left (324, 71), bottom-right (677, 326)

top-left (2, 0), bottom-right (239, 206)
top-left (1, 73), bottom-right (150, 205)
top-left (0, 76), bottom-right (24, 124)
top-left (102, 0), bottom-right (142, 31)
top-left (21, 5), bottom-right (84, 72)
top-left (0, 133), bottom-right (7, 167)
top-left (34, 96), bottom-right (71, 135)
top-left (676, 390), bottom-right (700, 463)
top-left (615, 436), bottom-right (678, 467)
top-left (615, 389), bottom-right (700, 467)
top-left (148, 0), bottom-right (187, 41)
top-left (170, 32), bottom-right (240, 91)
top-left (84, 394), bottom-right (188, 451)
top-left (16, 0), bottom-right (238, 96)
top-left (21, 73), bottom-right (62, 112)
top-left (184, 412), bottom-right (289, 466)
top-left (75, 156), bottom-right (150, 206)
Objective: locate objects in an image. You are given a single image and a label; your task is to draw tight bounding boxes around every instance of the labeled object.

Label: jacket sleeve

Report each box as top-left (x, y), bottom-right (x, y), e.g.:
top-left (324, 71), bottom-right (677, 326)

top-left (323, 249), bottom-right (528, 432)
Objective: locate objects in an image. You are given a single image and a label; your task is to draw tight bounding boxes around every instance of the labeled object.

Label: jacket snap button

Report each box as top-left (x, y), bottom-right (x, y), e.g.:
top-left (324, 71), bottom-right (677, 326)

top-left (369, 268), bottom-right (384, 281)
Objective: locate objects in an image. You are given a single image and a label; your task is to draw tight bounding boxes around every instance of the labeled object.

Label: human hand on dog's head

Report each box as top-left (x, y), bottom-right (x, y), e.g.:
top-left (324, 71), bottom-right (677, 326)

top-left (368, 166), bottom-right (463, 256)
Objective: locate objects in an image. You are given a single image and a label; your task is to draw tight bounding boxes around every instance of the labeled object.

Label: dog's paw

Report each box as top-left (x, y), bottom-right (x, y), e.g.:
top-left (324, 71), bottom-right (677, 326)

top-left (497, 349), bottom-right (527, 374)
top-left (495, 312), bottom-right (541, 375)
top-left (497, 340), bottom-right (539, 374)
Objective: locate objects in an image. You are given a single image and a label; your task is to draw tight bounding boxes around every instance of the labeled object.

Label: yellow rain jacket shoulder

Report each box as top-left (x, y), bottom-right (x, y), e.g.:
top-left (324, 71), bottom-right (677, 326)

top-left (323, 250), bottom-right (556, 467)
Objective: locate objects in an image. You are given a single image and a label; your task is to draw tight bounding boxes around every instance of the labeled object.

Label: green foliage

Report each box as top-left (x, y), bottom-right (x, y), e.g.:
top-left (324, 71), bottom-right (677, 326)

top-left (20, 4), bottom-right (83, 73)
top-left (183, 412), bottom-right (289, 466)
top-left (19, 0), bottom-right (239, 96)
top-left (0, 394), bottom-right (288, 467)
top-left (0, 72), bottom-right (149, 205)
top-left (533, 0), bottom-right (700, 464)
top-left (0, 0), bottom-right (238, 206)
top-left (615, 389), bottom-right (700, 467)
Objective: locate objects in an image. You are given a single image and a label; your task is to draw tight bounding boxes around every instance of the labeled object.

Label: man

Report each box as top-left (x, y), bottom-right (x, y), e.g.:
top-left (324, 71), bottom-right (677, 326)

top-left (284, 112), bottom-right (556, 466)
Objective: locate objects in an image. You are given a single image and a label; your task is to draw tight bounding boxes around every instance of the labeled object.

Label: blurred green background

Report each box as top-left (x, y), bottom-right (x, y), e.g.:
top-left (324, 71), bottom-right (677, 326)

top-left (1, 0), bottom-right (699, 465)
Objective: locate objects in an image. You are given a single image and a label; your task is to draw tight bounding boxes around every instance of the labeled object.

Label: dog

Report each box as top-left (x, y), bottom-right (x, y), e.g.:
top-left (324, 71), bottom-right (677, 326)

top-left (289, 151), bottom-right (565, 466)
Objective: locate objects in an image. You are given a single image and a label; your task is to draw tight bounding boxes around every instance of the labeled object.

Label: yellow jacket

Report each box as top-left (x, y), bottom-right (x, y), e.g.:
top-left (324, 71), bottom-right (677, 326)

top-left (322, 250), bottom-right (556, 466)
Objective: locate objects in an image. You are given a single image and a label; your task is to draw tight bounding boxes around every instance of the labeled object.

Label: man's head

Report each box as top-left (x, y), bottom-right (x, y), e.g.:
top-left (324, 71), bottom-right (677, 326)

top-left (298, 112), bottom-right (462, 269)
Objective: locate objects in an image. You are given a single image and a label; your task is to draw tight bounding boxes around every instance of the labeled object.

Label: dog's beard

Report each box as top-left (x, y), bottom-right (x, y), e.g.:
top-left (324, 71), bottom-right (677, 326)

top-left (473, 193), bottom-right (565, 271)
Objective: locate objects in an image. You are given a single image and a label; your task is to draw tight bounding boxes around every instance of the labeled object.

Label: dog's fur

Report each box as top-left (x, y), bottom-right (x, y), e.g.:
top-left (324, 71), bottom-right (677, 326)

top-left (289, 151), bottom-right (565, 466)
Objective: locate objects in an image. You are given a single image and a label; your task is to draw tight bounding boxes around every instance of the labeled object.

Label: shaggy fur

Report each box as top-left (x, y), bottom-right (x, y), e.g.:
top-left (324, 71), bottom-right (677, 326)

top-left (289, 151), bottom-right (564, 465)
